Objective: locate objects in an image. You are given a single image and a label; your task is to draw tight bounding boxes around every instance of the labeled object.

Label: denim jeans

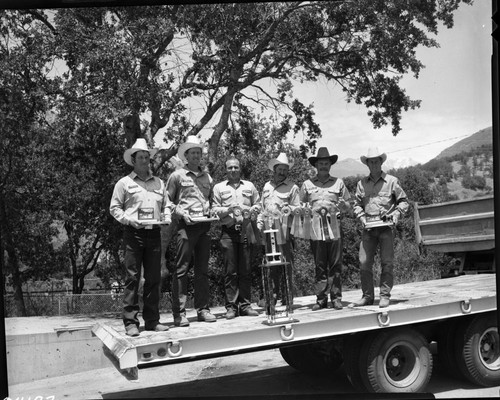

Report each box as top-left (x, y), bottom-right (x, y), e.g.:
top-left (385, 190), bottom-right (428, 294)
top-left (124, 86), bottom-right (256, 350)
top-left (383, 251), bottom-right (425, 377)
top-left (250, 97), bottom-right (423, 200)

top-left (359, 226), bottom-right (394, 300)
top-left (310, 237), bottom-right (343, 304)
top-left (172, 221), bottom-right (211, 316)
top-left (122, 226), bottom-right (161, 329)
top-left (220, 228), bottom-right (252, 311)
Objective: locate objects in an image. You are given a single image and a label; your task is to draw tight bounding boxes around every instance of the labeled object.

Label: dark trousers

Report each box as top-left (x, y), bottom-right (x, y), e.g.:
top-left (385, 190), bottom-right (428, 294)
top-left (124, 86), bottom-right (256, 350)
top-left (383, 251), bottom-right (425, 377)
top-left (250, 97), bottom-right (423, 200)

top-left (310, 237), bottom-right (342, 304)
top-left (220, 228), bottom-right (252, 311)
top-left (359, 226), bottom-right (395, 300)
top-left (122, 226), bottom-right (161, 328)
top-left (172, 222), bottom-right (211, 316)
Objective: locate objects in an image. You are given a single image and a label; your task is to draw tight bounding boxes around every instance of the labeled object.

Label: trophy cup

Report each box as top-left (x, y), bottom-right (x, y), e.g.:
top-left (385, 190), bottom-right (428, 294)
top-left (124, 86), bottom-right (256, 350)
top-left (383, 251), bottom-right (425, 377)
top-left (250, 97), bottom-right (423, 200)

top-left (260, 208), bottom-right (298, 326)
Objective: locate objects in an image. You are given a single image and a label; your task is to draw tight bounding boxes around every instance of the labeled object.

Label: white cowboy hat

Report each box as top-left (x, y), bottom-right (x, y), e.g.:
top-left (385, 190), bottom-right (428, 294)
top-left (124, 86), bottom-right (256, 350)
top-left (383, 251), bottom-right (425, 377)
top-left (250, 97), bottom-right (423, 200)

top-left (123, 138), bottom-right (158, 166)
top-left (268, 152), bottom-right (294, 171)
top-left (177, 135), bottom-right (204, 163)
top-left (360, 147), bottom-right (387, 165)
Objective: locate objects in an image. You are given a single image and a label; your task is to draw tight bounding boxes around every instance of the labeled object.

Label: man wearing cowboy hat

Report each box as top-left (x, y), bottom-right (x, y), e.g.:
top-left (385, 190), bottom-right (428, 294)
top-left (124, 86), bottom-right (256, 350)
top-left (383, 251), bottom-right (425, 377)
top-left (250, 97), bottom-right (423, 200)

top-left (212, 157), bottom-right (261, 319)
top-left (166, 135), bottom-right (216, 326)
top-left (350, 147), bottom-right (409, 308)
top-left (299, 147), bottom-right (351, 311)
top-left (258, 152), bottom-right (300, 306)
top-left (110, 138), bottom-right (171, 336)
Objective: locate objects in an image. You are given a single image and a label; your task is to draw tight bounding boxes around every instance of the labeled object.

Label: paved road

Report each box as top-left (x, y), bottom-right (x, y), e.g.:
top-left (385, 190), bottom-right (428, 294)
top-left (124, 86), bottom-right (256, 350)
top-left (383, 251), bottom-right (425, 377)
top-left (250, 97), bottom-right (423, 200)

top-left (8, 348), bottom-right (500, 399)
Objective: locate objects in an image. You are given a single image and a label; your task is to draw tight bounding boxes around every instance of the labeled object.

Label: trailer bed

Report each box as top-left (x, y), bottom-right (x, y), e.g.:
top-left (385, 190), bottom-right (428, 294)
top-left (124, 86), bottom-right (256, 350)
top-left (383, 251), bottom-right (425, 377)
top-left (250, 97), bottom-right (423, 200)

top-left (92, 274), bottom-right (496, 375)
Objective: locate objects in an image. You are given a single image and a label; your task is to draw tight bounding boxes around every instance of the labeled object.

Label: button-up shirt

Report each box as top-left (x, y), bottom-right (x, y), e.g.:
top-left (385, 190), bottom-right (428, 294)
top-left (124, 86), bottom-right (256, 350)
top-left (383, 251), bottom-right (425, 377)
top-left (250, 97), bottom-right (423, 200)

top-left (299, 175), bottom-right (351, 210)
top-left (212, 179), bottom-right (261, 227)
top-left (261, 178), bottom-right (300, 210)
top-left (166, 166), bottom-right (213, 218)
top-left (353, 172), bottom-right (409, 218)
top-left (109, 171), bottom-right (170, 225)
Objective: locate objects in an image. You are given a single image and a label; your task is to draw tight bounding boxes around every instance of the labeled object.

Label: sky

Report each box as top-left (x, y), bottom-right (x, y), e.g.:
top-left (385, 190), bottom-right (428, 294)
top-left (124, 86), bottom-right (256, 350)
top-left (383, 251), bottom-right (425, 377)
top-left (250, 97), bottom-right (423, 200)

top-left (291, 1), bottom-right (493, 165)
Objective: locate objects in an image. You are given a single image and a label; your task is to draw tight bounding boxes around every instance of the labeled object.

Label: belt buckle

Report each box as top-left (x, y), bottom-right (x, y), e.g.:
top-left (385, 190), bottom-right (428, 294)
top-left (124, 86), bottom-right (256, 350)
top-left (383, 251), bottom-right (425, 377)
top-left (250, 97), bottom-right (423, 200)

top-left (145, 225), bottom-right (153, 230)
top-left (234, 224), bottom-right (242, 231)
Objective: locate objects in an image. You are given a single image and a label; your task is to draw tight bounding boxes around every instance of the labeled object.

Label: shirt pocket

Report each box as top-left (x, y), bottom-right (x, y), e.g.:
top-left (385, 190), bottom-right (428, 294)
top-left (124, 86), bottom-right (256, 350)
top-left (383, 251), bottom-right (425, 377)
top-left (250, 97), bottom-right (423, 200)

top-left (275, 191), bottom-right (290, 205)
top-left (220, 190), bottom-right (233, 205)
top-left (241, 189), bottom-right (253, 206)
top-left (325, 189), bottom-right (340, 203)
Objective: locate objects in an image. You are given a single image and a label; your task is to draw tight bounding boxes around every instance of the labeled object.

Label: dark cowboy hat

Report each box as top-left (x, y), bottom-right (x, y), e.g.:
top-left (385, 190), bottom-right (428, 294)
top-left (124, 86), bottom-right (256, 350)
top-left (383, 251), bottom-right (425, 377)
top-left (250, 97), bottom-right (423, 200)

top-left (308, 147), bottom-right (338, 167)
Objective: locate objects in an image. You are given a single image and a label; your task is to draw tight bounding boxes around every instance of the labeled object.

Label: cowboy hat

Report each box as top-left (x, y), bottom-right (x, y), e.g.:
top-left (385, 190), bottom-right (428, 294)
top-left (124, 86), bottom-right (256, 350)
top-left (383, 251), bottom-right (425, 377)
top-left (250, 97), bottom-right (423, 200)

top-left (177, 135), bottom-right (204, 163)
top-left (360, 147), bottom-right (387, 165)
top-left (123, 138), bottom-right (158, 166)
top-left (268, 152), bottom-right (294, 171)
top-left (308, 147), bottom-right (338, 166)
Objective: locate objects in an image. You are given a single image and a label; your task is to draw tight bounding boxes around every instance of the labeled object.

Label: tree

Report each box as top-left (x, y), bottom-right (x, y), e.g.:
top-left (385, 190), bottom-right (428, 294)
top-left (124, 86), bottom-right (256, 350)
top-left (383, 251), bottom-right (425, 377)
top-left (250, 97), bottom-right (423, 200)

top-left (1, 10), bottom-right (63, 314)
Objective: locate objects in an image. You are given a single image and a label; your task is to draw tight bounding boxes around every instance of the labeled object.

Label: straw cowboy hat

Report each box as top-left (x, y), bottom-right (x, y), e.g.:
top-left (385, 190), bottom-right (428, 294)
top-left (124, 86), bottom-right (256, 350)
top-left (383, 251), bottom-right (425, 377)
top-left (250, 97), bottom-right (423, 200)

top-left (308, 147), bottom-right (338, 167)
top-left (123, 138), bottom-right (158, 166)
top-left (268, 152), bottom-right (294, 171)
top-left (360, 147), bottom-right (387, 165)
top-left (177, 135), bottom-right (204, 163)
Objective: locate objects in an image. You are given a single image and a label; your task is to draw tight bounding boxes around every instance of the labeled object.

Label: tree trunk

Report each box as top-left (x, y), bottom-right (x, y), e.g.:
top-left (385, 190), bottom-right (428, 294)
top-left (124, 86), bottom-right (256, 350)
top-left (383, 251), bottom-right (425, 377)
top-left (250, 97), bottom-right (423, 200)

top-left (0, 197), bottom-right (26, 316)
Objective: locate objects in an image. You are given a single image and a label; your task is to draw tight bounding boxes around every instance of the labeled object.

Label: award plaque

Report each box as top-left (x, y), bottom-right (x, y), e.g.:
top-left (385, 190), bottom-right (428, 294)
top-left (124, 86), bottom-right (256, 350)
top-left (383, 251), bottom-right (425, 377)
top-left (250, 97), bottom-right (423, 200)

top-left (365, 214), bottom-right (394, 229)
top-left (138, 208), bottom-right (154, 220)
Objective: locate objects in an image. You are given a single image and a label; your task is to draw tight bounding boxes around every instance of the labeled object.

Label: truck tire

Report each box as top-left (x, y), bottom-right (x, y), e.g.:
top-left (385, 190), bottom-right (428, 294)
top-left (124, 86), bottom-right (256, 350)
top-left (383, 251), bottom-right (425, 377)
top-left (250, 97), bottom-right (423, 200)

top-left (279, 339), bottom-right (343, 375)
top-left (362, 328), bottom-right (433, 393)
top-left (455, 312), bottom-right (500, 387)
top-left (342, 332), bottom-right (370, 391)
top-left (437, 317), bottom-right (466, 379)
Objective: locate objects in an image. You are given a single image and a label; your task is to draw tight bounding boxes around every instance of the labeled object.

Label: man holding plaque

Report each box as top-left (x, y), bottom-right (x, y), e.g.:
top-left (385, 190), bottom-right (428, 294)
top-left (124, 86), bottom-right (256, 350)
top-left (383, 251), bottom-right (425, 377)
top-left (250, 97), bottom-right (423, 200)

top-left (166, 135), bottom-right (216, 327)
top-left (299, 147), bottom-right (350, 311)
top-left (110, 138), bottom-right (171, 337)
top-left (350, 147), bottom-right (409, 308)
top-left (259, 153), bottom-right (300, 306)
top-left (212, 157), bottom-right (261, 319)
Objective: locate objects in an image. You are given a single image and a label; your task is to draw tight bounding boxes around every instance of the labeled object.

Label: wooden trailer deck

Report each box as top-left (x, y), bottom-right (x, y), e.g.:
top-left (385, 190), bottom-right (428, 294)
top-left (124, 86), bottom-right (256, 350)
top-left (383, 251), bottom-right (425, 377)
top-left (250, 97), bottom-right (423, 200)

top-left (92, 274), bottom-right (497, 376)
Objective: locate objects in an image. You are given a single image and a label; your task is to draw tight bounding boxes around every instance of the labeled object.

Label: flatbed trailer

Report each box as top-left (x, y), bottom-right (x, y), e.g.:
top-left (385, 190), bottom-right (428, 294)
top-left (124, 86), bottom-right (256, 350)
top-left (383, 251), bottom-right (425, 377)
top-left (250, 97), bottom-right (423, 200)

top-left (93, 273), bottom-right (499, 393)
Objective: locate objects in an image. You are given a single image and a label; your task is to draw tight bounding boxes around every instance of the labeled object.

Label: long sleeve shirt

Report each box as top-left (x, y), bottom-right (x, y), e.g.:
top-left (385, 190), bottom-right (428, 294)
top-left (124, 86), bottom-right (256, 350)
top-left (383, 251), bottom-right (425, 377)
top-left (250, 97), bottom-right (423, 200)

top-left (109, 171), bottom-right (170, 225)
top-left (212, 179), bottom-right (261, 227)
top-left (261, 178), bottom-right (300, 211)
top-left (166, 166), bottom-right (213, 218)
top-left (299, 175), bottom-right (351, 212)
top-left (353, 172), bottom-right (409, 219)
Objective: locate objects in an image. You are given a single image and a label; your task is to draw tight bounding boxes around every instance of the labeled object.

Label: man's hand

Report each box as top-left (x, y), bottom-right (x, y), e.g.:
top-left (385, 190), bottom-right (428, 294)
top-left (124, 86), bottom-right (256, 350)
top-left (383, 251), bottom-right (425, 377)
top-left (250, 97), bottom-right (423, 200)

top-left (390, 211), bottom-right (400, 225)
top-left (183, 213), bottom-right (194, 225)
top-left (129, 219), bottom-right (144, 229)
top-left (359, 216), bottom-right (367, 227)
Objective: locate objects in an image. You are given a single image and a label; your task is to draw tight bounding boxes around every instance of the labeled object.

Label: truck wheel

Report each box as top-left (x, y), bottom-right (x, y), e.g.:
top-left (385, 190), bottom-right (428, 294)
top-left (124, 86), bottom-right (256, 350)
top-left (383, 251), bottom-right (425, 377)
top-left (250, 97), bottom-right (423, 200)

top-left (455, 312), bottom-right (500, 386)
top-left (342, 332), bottom-right (370, 391)
top-left (437, 318), bottom-right (466, 379)
top-left (362, 328), bottom-right (433, 393)
top-left (279, 339), bottom-right (343, 375)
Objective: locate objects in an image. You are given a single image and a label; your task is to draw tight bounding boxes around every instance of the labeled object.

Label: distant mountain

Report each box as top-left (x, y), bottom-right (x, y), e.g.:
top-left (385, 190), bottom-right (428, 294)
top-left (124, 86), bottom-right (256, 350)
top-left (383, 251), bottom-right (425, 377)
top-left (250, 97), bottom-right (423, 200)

top-left (330, 156), bottom-right (419, 178)
top-left (330, 158), bottom-right (367, 178)
top-left (384, 157), bottom-right (419, 170)
top-left (436, 127), bottom-right (492, 159)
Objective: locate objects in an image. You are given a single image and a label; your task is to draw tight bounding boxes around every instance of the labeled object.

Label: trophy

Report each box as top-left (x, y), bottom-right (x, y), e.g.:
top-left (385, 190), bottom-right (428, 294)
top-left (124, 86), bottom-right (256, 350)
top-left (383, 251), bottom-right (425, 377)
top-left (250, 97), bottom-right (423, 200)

top-left (260, 207), bottom-right (298, 326)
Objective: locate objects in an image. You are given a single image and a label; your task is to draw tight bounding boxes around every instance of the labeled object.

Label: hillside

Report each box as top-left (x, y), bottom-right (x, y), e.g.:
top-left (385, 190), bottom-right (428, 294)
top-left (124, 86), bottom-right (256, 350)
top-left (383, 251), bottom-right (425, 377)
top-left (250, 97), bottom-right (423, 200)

top-left (436, 126), bottom-right (492, 159)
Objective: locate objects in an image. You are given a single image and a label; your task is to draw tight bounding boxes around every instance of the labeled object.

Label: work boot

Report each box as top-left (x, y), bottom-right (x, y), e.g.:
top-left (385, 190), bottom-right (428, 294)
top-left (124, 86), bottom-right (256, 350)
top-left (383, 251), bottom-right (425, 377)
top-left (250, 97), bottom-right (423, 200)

top-left (379, 297), bottom-right (390, 308)
top-left (197, 309), bottom-right (216, 322)
top-left (239, 307), bottom-right (259, 316)
top-left (312, 301), bottom-right (327, 311)
top-left (174, 314), bottom-right (190, 327)
top-left (332, 299), bottom-right (343, 310)
top-left (145, 323), bottom-right (169, 332)
top-left (348, 297), bottom-right (374, 307)
top-left (225, 308), bottom-right (237, 320)
top-left (125, 325), bottom-right (140, 337)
